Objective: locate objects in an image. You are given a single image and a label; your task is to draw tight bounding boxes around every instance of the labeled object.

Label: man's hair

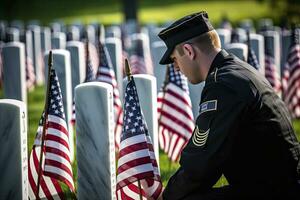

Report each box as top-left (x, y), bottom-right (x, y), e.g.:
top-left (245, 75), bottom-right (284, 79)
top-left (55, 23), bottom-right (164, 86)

top-left (176, 30), bottom-right (221, 55)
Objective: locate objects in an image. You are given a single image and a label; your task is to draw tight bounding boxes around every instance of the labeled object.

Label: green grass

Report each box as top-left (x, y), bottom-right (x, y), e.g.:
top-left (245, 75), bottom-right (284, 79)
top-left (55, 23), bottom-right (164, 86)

top-left (0, 0), bottom-right (283, 26)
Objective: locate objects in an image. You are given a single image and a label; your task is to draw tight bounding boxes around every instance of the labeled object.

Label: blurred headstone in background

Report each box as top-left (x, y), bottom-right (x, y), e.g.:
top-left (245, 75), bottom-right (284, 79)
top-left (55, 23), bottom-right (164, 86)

top-left (40, 27), bottom-right (51, 55)
top-left (216, 28), bottom-right (231, 48)
top-left (105, 37), bottom-right (123, 95)
top-left (51, 32), bottom-right (66, 49)
top-left (226, 43), bottom-right (248, 61)
top-left (29, 25), bottom-right (43, 85)
top-left (67, 41), bottom-right (86, 98)
top-left (250, 33), bottom-right (265, 75)
top-left (2, 42), bottom-right (27, 103)
top-left (6, 27), bottom-right (20, 42)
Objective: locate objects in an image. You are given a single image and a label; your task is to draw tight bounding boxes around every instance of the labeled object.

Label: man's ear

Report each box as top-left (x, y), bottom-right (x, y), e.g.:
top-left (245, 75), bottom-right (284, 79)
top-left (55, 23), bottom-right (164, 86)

top-left (182, 43), bottom-right (195, 60)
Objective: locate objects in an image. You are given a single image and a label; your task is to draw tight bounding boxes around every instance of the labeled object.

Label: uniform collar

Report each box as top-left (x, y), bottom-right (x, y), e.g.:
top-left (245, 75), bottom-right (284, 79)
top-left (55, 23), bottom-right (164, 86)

top-left (207, 49), bottom-right (229, 75)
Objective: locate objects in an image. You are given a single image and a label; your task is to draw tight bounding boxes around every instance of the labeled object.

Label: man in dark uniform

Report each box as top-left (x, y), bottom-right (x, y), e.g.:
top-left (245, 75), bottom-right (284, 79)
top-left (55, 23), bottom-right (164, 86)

top-left (157, 11), bottom-right (300, 199)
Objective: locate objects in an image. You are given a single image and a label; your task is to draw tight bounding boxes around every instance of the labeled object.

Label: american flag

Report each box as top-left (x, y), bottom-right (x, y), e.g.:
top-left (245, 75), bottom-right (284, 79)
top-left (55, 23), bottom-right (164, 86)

top-left (116, 78), bottom-right (162, 200)
top-left (28, 113), bottom-right (64, 200)
top-left (26, 56), bottom-right (36, 90)
top-left (129, 39), bottom-right (153, 75)
top-left (282, 28), bottom-right (300, 118)
top-left (157, 64), bottom-right (194, 162)
top-left (96, 42), bottom-right (123, 149)
top-left (71, 43), bottom-right (95, 125)
top-left (42, 69), bottom-right (75, 192)
top-left (264, 52), bottom-right (282, 93)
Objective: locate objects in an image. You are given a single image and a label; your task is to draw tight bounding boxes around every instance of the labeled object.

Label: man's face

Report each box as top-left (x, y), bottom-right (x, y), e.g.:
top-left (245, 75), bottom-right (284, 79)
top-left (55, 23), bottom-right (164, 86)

top-left (170, 45), bottom-right (201, 84)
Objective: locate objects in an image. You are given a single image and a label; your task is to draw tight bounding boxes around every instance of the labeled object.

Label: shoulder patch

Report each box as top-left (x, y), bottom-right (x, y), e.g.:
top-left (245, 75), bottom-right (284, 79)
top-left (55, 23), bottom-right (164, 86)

top-left (199, 100), bottom-right (217, 115)
top-left (192, 126), bottom-right (209, 147)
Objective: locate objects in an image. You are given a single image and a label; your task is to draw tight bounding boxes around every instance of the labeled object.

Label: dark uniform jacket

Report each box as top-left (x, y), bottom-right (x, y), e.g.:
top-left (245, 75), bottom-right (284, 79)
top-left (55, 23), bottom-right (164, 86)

top-left (163, 50), bottom-right (300, 199)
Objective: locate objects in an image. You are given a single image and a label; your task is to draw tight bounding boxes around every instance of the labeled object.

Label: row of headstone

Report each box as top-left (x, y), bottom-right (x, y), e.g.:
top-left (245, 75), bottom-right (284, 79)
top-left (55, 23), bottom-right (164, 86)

top-left (0, 74), bottom-right (161, 199)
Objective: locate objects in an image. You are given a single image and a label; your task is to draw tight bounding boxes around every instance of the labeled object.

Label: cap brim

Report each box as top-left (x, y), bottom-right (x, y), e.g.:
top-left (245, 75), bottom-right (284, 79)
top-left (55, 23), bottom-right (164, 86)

top-left (159, 47), bottom-right (174, 65)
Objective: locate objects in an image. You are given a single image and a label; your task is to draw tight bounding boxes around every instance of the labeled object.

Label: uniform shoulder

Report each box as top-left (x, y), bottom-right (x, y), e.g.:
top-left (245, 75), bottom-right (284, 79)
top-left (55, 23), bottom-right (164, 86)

top-left (205, 62), bottom-right (255, 99)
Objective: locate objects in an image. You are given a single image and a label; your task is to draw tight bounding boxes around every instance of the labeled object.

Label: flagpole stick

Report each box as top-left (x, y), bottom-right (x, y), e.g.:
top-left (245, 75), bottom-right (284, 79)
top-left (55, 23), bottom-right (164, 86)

top-left (125, 58), bottom-right (132, 81)
top-left (137, 179), bottom-right (143, 200)
top-left (36, 50), bottom-right (53, 198)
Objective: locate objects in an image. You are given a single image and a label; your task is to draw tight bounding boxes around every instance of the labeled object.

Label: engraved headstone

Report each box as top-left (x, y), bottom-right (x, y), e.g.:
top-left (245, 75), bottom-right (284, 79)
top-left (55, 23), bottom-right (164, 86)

top-left (44, 50), bottom-right (74, 161)
top-left (0, 99), bottom-right (28, 200)
top-left (76, 82), bottom-right (116, 200)
top-left (123, 75), bottom-right (159, 162)
top-left (105, 37), bottom-right (123, 94)
top-left (66, 41), bottom-right (86, 97)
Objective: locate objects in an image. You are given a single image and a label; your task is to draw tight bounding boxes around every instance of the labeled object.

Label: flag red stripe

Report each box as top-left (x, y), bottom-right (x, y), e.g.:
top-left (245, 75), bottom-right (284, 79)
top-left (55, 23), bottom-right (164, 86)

top-left (32, 148), bottom-right (54, 200)
top-left (158, 97), bottom-right (193, 120)
top-left (45, 134), bottom-right (70, 151)
top-left (166, 89), bottom-right (192, 108)
top-left (45, 159), bottom-right (73, 178)
top-left (159, 110), bottom-right (193, 133)
top-left (45, 146), bottom-right (71, 163)
top-left (43, 171), bottom-right (75, 192)
top-left (119, 141), bottom-right (149, 158)
top-left (117, 157), bottom-right (152, 174)
top-left (48, 122), bottom-right (69, 137)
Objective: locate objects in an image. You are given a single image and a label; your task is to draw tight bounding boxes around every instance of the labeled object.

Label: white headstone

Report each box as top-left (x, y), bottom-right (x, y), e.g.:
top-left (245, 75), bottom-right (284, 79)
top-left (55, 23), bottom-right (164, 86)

top-left (216, 28), bottom-right (231, 48)
top-left (66, 41), bottom-right (86, 97)
top-left (7, 27), bottom-right (20, 42)
top-left (123, 75), bottom-right (159, 163)
top-left (25, 30), bottom-right (34, 62)
top-left (106, 25), bottom-right (121, 39)
top-left (2, 42), bottom-right (27, 103)
top-left (188, 82), bottom-right (205, 119)
top-left (11, 20), bottom-right (24, 30)
top-left (0, 99), bottom-right (28, 200)
top-left (250, 33), bottom-right (265, 75)
top-left (68, 25), bottom-right (81, 41)
top-left (75, 82), bottom-right (116, 200)
top-left (51, 32), bottom-right (66, 49)
top-left (86, 24), bottom-right (96, 44)
top-left (44, 50), bottom-right (74, 161)
top-left (151, 41), bottom-right (167, 91)
top-left (281, 30), bottom-right (291, 73)
top-left (29, 25), bottom-right (43, 85)
top-left (226, 43), bottom-right (248, 61)
top-left (40, 27), bottom-right (51, 55)
top-left (263, 30), bottom-right (281, 76)
top-left (105, 37), bottom-right (123, 95)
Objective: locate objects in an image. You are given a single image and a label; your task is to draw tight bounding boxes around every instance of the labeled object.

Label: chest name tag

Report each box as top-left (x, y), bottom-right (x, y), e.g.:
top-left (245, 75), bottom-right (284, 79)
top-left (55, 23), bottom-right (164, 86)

top-left (199, 100), bottom-right (217, 115)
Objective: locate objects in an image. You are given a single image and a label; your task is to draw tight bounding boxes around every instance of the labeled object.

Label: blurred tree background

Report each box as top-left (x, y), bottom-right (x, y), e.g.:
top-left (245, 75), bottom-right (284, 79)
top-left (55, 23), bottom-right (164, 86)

top-left (0, 0), bottom-right (299, 27)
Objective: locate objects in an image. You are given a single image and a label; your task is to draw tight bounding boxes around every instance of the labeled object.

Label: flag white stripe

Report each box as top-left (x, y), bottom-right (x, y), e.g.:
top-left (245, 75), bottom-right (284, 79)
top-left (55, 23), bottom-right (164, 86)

top-left (48, 115), bottom-right (68, 130)
top-left (45, 140), bottom-right (71, 156)
top-left (119, 134), bottom-right (147, 151)
top-left (45, 152), bottom-right (72, 171)
top-left (118, 149), bottom-right (150, 167)
top-left (44, 165), bottom-right (74, 188)
top-left (160, 103), bottom-right (194, 126)
top-left (117, 163), bottom-right (154, 183)
top-left (171, 137), bottom-right (185, 161)
top-left (160, 116), bottom-right (192, 138)
top-left (47, 128), bottom-right (69, 144)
